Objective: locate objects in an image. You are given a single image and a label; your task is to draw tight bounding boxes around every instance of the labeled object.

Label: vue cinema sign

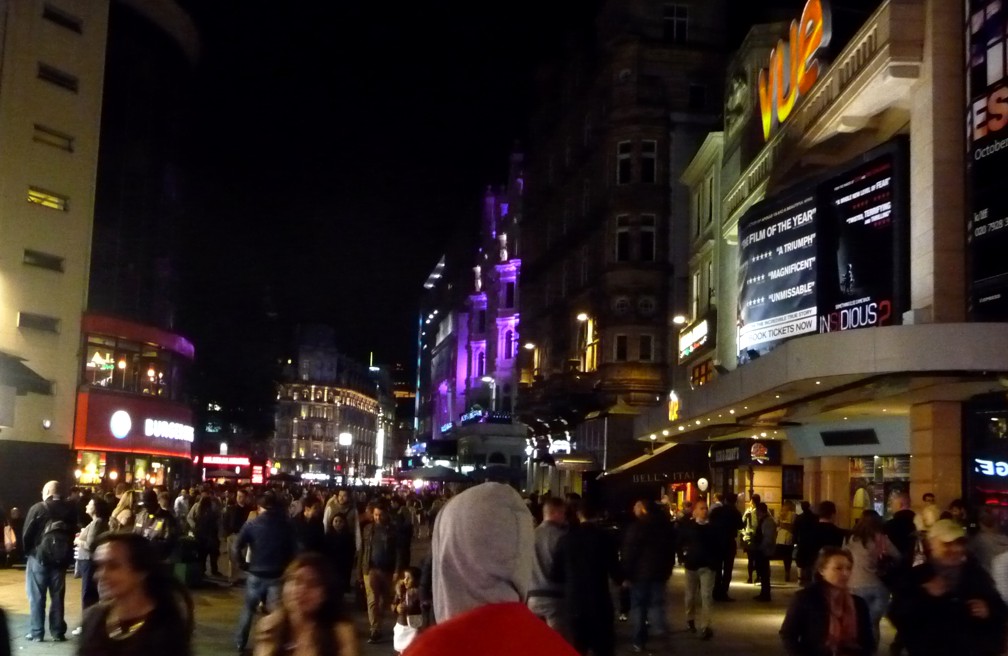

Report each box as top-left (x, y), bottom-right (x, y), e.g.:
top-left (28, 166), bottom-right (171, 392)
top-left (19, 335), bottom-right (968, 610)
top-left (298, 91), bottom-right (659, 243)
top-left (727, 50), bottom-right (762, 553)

top-left (758, 0), bottom-right (833, 141)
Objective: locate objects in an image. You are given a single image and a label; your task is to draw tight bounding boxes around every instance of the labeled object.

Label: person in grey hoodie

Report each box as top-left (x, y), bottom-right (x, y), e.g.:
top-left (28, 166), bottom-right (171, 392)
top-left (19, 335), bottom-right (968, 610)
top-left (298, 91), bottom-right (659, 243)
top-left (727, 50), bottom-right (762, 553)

top-left (526, 497), bottom-right (568, 635)
top-left (403, 483), bottom-right (577, 656)
top-left (752, 502), bottom-right (777, 601)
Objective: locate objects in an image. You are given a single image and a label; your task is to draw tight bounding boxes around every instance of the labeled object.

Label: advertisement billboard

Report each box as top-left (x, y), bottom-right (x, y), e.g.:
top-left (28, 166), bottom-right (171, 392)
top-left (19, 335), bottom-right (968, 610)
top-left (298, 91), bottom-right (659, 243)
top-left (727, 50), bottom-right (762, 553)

top-left (966, 0), bottom-right (1008, 318)
top-left (737, 139), bottom-right (908, 357)
top-left (73, 389), bottom-right (194, 458)
top-left (738, 191), bottom-right (819, 352)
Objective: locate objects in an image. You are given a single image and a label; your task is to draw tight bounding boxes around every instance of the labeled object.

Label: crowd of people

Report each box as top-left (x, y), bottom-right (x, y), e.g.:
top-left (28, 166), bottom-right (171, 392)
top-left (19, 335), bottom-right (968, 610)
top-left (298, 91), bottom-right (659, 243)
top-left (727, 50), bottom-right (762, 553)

top-left (5, 479), bottom-right (1008, 655)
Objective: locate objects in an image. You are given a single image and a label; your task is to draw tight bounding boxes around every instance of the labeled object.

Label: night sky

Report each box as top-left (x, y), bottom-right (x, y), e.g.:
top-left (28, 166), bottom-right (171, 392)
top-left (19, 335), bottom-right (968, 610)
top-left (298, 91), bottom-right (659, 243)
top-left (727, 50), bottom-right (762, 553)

top-left (175, 2), bottom-right (580, 390)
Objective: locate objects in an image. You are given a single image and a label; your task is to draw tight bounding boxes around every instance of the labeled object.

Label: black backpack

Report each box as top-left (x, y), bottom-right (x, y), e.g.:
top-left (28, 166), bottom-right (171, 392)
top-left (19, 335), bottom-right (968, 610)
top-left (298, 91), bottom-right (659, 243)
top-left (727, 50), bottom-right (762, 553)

top-left (37, 504), bottom-right (74, 568)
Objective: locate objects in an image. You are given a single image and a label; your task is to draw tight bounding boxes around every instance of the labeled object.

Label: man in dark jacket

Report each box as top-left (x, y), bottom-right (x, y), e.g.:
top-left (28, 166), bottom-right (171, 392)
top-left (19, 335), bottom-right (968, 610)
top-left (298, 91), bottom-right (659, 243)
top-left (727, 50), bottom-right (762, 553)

top-left (621, 500), bottom-right (675, 652)
top-left (292, 495), bottom-right (325, 553)
top-left (889, 519), bottom-right (1008, 656)
top-left (792, 501), bottom-right (819, 586)
top-left (233, 491), bottom-right (297, 653)
top-left (22, 481), bottom-right (77, 642)
top-left (360, 503), bottom-right (404, 643)
top-left (551, 501), bottom-right (620, 656)
top-left (22, 481), bottom-right (77, 643)
top-left (708, 492), bottom-right (743, 601)
top-left (678, 499), bottom-right (719, 639)
top-left (884, 494), bottom-right (918, 563)
top-left (799, 501), bottom-right (846, 587)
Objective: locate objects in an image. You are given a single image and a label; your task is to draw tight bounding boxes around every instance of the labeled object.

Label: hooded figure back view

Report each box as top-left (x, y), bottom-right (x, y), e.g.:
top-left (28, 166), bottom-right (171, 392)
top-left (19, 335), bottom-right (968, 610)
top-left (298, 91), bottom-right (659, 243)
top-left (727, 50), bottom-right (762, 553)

top-left (405, 483), bottom-right (578, 656)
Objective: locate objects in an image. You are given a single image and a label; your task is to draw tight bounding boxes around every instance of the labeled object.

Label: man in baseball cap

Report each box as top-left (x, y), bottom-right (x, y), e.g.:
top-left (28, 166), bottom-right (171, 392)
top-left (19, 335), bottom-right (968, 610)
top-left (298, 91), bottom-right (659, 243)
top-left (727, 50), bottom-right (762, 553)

top-left (889, 518), bottom-right (1007, 655)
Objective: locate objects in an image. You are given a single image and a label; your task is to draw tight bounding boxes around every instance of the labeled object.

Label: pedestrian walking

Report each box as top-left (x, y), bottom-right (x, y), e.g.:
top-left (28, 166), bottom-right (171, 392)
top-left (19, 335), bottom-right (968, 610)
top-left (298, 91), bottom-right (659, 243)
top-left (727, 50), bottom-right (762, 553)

top-left (252, 552), bottom-right (358, 656)
top-left (800, 501), bottom-right (847, 586)
top-left (222, 489), bottom-right (253, 585)
top-left (793, 501), bottom-right (819, 586)
top-left (172, 488), bottom-right (190, 526)
top-left (708, 492), bottom-right (743, 601)
top-left (551, 501), bottom-right (620, 656)
top-left (678, 498), bottom-right (718, 640)
top-left (234, 491), bottom-right (298, 655)
top-left (621, 499), bottom-right (676, 653)
top-left (913, 492), bottom-right (939, 535)
top-left (402, 482), bottom-right (577, 656)
top-left (741, 494), bottom-right (760, 584)
top-left (133, 490), bottom-right (178, 562)
top-left (391, 567), bottom-right (422, 654)
top-left (323, 488), bottom-right (361, 550)
top-left (360, 503), bottom-right (405, 644)
top-left (77, 532), bottom-right (193, 656)
top-left (779, 546), bottom-right (874, 655)
top-left (776, 500), bottom-right (796, 583)
top-left (751, 502), bottom-right (777, 602)
top-left (883, 495), bottom-right (916, 566)
top-left (293, 496), bottom-right (326, 553)
top-left (188, 488), bottom-right (222, 577)
top-left (325, 513), bottom-right (356, 598)
top-left (71, 497), bottom-right (109, 637)
top-left (527, 497), bottom-right (568, 634)
top-left (844, 510), bottom-right (899, 643)
top-left (970, 509), bottom-right (1008, 573)
top-left (889, 518), bottom-right (1008, 656)
top-left (22, 480), bottom-right (77, 642)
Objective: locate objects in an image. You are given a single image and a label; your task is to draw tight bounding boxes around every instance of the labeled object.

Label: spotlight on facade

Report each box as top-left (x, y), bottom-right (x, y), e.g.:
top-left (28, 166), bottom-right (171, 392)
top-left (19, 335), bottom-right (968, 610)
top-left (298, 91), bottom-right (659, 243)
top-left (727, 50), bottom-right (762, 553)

top-left (673, 315), bottom-right (687, 325)
top-left (576, 312), bottom-right (589, 322)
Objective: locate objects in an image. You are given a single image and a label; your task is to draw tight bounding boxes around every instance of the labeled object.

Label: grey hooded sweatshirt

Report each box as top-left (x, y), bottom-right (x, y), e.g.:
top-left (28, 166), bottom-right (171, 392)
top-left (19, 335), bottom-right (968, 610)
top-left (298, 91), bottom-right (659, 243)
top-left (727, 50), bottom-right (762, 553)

top-left (432, 483), bottom-right (535, 622)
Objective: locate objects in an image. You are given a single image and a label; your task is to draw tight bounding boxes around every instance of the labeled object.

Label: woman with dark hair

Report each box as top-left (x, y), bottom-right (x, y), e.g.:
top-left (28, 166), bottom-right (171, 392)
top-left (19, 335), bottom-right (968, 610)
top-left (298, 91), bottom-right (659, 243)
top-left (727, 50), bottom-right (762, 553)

top-left (845, 510), bottom-right (899, 643)
top-left (780, 546), bottom-right (875, 655)
top-left (76, 532), bottom-right (193, 656)
top-left (71, 497), bottom-right (110, 637)
top-left (253, 552), bottom-right (359, 656)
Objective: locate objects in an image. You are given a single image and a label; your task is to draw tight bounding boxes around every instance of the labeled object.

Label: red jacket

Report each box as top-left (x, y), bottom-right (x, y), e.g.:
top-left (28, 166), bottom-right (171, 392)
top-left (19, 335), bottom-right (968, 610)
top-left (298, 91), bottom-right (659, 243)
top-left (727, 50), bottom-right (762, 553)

top-left (404, 603), bottom-right (578, 656)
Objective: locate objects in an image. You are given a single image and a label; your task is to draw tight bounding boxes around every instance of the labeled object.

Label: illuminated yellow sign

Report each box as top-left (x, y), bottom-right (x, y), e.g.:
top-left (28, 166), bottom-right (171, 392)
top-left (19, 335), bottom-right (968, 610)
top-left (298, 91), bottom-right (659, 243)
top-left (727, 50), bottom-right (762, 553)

top-left (668, 391), bottom-right (680, 422)
top-left (757, 0), bottom-right (832, 141)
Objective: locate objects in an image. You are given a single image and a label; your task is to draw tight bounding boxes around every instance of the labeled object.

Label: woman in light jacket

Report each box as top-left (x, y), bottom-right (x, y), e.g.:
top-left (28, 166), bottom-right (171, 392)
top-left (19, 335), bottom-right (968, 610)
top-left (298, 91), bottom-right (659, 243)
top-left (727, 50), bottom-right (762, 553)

top-left (844, 509), bottom-right (899, 644)
top-left (71, 497), bottom-right (109, 636)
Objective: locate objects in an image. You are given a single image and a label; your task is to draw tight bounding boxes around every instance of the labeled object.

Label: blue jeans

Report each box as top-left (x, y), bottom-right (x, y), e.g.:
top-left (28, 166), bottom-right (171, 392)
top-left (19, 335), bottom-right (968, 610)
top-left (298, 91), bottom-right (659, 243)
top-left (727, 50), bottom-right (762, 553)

top-left (235, 573), bottom-right (281, 649)
top-left (631, 581), bottom-right (669, 647)
top-left (852, 584), bottom-right (890, 644)
top-left (26, 556), bottom-right (66, 639)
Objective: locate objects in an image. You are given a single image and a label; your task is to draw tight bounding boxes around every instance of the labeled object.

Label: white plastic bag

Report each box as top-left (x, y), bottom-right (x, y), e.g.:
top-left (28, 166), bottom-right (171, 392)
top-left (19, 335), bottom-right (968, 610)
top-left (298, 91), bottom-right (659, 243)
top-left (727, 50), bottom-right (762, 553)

top-left (393, 621), bottom-right (420, 652)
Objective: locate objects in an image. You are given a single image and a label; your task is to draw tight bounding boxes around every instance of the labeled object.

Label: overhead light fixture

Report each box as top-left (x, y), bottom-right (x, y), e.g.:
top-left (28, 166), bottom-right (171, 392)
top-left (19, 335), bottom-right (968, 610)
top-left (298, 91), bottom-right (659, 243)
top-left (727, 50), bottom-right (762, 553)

top-left (650, 434), bottom-right (657, 441)
top-left (729, 409), bottom-right (735, 415)
top-left (678, 426), bottom-right (685, 431)
top-left (673, 315), bottom-right (687, 325)
top-left (662, 429), bottom-right (669, 436)
top-left (576, 312), bottom-right (589, 322)
top-left (815, 380), bottom-right (821, 385)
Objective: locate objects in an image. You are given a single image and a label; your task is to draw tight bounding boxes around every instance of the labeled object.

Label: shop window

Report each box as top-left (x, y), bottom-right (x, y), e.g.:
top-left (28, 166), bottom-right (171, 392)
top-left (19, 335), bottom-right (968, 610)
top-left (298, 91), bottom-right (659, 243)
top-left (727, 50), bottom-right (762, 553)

top-left (691, 360), bottom-right (714, 386)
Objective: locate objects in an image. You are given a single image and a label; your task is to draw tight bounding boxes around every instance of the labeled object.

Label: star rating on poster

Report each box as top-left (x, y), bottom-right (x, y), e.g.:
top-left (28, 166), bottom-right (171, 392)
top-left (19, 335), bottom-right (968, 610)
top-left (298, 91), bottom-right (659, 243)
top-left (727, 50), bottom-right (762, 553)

top-left (750, 251), bottom-right (774, 262)
top-left (747, 274), bottom-right (767, 286)
top-left (745, 297), bottom-right (766, 307)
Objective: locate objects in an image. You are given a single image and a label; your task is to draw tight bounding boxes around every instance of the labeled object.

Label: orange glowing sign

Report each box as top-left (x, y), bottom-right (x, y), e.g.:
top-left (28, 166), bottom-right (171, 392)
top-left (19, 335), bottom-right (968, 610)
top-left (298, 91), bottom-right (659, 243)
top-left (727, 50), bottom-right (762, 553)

top-left (757, 0), bottom-right (832, 141)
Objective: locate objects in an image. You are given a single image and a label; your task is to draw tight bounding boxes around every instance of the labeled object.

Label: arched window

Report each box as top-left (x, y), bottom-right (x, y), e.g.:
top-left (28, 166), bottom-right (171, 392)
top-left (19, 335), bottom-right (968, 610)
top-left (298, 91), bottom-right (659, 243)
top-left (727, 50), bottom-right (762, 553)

top-left (477, 351), bottom-right (486, 377)
top-left (504, 331), bottom-right (514, 359)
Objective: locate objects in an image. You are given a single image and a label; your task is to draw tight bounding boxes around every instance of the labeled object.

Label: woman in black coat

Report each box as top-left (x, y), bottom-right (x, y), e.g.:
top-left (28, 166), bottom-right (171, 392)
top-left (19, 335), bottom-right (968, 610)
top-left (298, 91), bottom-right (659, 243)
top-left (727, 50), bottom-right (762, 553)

top-left (780, 546), bottom-right (875, 655)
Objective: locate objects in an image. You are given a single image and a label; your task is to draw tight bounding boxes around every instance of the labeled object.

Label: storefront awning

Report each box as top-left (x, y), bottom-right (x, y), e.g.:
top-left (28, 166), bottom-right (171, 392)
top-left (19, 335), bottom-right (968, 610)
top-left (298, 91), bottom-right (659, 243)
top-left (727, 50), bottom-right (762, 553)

top-left (0, 352), bottom-right (51, 395)
top-left (597, 442), bottom-right (710, 486)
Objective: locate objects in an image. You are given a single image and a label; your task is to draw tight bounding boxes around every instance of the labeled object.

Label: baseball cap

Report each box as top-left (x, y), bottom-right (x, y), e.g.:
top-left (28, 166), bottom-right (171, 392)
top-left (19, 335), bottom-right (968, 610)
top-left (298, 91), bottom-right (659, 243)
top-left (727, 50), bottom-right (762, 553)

top-left (929, 518), bottom-right (967, 543)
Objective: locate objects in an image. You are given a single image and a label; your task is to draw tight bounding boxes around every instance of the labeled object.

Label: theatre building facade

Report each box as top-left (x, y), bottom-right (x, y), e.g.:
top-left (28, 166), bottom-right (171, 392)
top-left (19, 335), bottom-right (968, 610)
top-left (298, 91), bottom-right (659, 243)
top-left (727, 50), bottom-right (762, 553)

top-left (637, 0), bottom-right (1008, 528)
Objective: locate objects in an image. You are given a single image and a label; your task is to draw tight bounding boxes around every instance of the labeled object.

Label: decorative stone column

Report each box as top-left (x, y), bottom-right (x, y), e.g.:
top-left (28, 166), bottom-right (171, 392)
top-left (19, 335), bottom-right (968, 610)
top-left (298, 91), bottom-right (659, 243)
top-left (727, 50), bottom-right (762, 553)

top-left (910, 401), bottom-right (963, 510)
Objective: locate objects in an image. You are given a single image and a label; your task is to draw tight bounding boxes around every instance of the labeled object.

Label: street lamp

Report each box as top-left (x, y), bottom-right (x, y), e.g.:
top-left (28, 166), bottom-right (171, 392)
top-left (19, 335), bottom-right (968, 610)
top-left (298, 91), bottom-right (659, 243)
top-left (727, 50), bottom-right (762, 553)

top-left (338, 432), bottom-right (353, 485)
top-left (523, 342), bottom-right (535, 350)
top-left (673, 315), bottom-right (687, 325)
top-left (481, 375), bottom-right (497, 411)
top-left (576, 312), bottom-right (589, 322)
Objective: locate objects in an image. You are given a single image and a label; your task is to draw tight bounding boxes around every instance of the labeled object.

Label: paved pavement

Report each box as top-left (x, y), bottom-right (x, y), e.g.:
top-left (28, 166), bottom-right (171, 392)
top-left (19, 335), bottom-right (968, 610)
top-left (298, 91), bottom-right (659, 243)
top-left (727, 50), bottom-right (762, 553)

top-left (0, 551), bottom-right (896, 655)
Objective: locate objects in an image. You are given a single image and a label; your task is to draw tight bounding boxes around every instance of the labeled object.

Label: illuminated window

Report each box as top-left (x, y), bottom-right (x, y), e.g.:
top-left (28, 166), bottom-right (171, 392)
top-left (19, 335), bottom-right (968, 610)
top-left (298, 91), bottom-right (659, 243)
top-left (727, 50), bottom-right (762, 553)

top-left (663, 3), bottom-right (689, 43)
top-left (706, 176), bottom-right (714, 224)
top-left (641, 140), bottom-right (657, 184)
top-left (691, 360), bottom-right (714, 386)
top-left (27, 187), bottom-right (68, 211)
top-left (615, 215), bottom-right (631, 262)
top-left (640, 215), bottom-right (656, 262)
top-left (18, 312), bottom-right (59, 333)
top-left (614, 334), bottom-right (628, 362)
top-left (639, 335), bottom-right (654, 362)
top-left (37, 63), bottom-right (78, 92)
top-left (692, 271), bottom-right (701, 318)
top-left (23, 249), bottom-right (64, 272)
top-left (43, 4), bottom-right (82, 33)
top-left (707, 259), bottom-right (715, 305)
top-left (32, 124), bottom-right (74, 152)
top-left (616, 141), bottom-right (632, 184)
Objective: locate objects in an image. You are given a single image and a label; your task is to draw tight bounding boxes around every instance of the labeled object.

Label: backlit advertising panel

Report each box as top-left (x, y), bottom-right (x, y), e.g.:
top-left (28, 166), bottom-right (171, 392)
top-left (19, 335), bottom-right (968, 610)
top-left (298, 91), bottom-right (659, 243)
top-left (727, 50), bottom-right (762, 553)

top-left (967, 0), bottom-right (1008, 318)
top-left (737, 139), bottom-right (908, 358)
top-left (73, 389), bottom-right (194, 459)
top-left (738, 191), bottom-right (819, 352)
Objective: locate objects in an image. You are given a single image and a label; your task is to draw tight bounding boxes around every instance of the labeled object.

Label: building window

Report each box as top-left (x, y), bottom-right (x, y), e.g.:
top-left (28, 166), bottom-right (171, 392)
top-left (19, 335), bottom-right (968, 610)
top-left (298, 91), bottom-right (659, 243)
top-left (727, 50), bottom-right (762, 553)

top-left (477, 352), bottom-right (486, 377)
top-left (691, 360), bottom-right (714, 386)
top-left (43, 4), bottom-right (83, 33)
top-left (707, 259), bottom-right (715, 305)
top-left (639, 335), bottom-right (654, 362)
top-left (37, 63), bottom-right (78, 93)
top-left (692, 271), bottom-right (701, 318)
top-left (582, 318), bottom-right (599, 372)
top-left (18, 312), bottom-right (60, 333)
top-left (616, 141), bottom-right (632, 184)
top-left (640, 215), bottom-right (656, 262)
top-left (695, 189), bottom-right (702, 237)
top-left (663, 3), bottom-right (689, 43)
top-left (504, 331), bottom-right (514, 360)
top-left (504, 282), bottom-right (516, 308)
top-left (615, 215), bottom-right (631, 262)
top-left (478, 310), bottom-right (486, 333)
top-left (641, 140), bottom-right (657, 184)
top-left (689, 84), bottom-right (707, 111)
top-left (706, 176), bottom-right (714, 224)
top-left (23, 249), bottom-right (64, 272)
top-left (32, 124), bottom-right (74, 152)
top-left (614, 334), bottom-right (628, 362)
top-left (27, 187), bottom-right (69, 211)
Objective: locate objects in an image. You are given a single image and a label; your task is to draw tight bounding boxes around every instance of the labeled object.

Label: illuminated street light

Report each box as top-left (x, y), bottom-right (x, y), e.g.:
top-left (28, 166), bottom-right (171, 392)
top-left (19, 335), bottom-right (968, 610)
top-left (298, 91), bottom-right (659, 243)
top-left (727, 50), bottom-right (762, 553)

top-left (523, 342), bottom-right (535, 350)
top-left (576, 312), bottom-right (589, 322)
top-left (338, 432), bottom-right (353, 447)
top-left (673, 315), bottom-right (687, 325)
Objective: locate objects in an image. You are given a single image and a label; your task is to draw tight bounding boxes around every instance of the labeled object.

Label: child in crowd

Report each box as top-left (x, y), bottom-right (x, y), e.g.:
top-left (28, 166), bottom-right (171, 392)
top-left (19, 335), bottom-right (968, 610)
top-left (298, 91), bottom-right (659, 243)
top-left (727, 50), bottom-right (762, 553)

top-left (392, 566), bottom-right (423, 654)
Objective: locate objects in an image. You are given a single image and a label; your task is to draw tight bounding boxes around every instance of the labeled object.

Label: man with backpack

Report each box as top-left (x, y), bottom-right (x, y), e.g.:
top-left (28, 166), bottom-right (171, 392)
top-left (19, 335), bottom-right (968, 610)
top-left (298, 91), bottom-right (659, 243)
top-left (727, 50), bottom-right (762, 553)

top-left (21, 480), bottom-right (77, 642)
